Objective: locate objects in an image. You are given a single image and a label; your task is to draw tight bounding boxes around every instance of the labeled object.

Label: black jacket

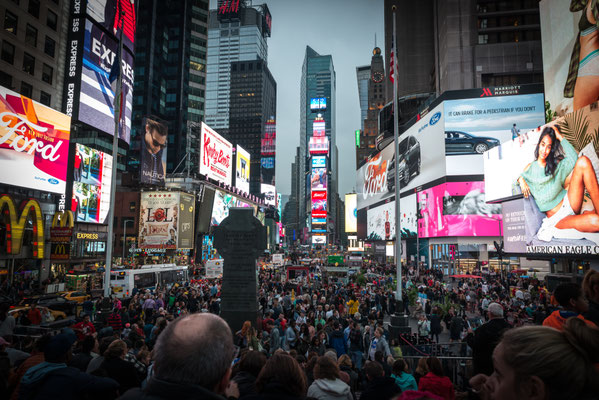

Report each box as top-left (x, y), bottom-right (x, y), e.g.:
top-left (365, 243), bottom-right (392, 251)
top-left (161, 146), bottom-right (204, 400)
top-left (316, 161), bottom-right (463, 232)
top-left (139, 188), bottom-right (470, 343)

top-left (241, 380), bottom-right (305, 400)
top-left (466, 318), bottom-right (511, 376)
top-left (118, 377), bottom-right (226, 400)
top-left (101, 357), bottom-right (142, 394)
top-left (359, 377), bottom-right (401, 400)
top-left (233, 371), bottom-right (258, 399)
top-left (584, 300), bottom-right (599, 327)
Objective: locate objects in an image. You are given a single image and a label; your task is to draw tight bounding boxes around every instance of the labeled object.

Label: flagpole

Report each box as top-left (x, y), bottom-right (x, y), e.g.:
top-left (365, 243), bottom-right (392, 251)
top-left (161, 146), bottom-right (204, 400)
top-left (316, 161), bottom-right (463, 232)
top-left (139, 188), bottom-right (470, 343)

top-left (392, 5), bottom-right (402, 305)
top-left (104, 12), bottom-right (125, 298)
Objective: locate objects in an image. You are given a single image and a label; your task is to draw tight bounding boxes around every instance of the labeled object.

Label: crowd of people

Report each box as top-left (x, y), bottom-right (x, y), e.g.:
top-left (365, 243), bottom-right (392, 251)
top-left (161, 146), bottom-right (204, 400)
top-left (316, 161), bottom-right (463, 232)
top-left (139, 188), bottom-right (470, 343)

top-left (0, 258), bottom-right (598, 400)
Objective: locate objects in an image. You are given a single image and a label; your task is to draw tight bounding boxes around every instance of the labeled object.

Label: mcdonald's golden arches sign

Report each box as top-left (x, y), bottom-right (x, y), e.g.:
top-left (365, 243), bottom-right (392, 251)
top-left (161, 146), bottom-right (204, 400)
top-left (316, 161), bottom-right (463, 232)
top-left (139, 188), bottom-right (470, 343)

top-left (0, 194), bottom-right (44, 259)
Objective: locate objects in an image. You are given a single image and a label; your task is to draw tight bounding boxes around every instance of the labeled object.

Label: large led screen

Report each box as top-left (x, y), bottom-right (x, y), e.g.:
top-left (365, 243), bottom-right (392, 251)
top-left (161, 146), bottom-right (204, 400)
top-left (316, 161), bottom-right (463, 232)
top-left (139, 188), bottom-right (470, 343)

top-left (311, 190), bottom-right (327, 211)
top-left (312, 235), bottom-right (327, 244)
top-left (79, 19), bottom-right (133, 143)
top-left (367, 201), bottom-right (396, 241)
top-left (312, 156), bottom-right (326, 168)
top-left (444, 94), bottom-right (545, 175)
top-left (200, 122), bottom-right (233, 185)
top-left (417, 181), bottom-right (502, 238)
top-left (357, 141), bottom-right (394, 210)
top-left (401, 193), bottom-right (418, 238)
top-left (235, 145), bottom-right (250, 194)
top-left (86, 0), bottom-right (136, 52)
top-left (139, 192), bottom-right (179, 249)
top-left (486, 103), bottom-right (599, 255)
top-left (140, 117), bottom-right (167, 185)
top-left (210, 190), bottom-right (250, 226)
top-left (262, 184), bottom-right (276, 206)
top-left (0, 87), bottom-right (71, 194)
top-left (311, 168), bottom-right (327, 190)
top-left (313, 118), bottom-right (325, 136)
top-left (345, 193), bottom-right (357, 233)
top-left (72, 144), bottom-right (112, 224)
top-left (310, 98), bottom-right (327, 110)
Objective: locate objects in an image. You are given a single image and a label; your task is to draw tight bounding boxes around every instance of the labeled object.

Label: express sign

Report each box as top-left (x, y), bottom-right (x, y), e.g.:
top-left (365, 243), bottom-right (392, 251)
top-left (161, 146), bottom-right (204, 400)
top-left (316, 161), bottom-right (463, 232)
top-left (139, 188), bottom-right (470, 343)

top-left (199, 122), bottom-right (232, 185)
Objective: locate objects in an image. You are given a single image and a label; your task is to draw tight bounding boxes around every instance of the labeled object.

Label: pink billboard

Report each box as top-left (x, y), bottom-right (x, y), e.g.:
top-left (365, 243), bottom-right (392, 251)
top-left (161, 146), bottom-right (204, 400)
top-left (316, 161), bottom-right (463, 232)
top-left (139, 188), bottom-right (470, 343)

top-left (417, 181), bottom-right (502, 237)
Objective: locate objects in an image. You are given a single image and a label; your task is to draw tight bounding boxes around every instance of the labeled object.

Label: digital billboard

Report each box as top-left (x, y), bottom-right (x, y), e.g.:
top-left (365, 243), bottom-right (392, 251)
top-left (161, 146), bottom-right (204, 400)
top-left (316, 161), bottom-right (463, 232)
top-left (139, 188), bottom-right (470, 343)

top-left (312, 235), bottom-right (327, 245)
top-left (72, 144), bottom-right (112, 224)
top-left (444, 94), bottom-right (545, 175)
top-left (310, 98), bottom-right (327, 111)
top-left (261, 119), bottom-right (276, 186)
top-left (485, 103), bottom-right (599, 255)
top-left (140, 117), bottom-right (167, 185)
top-left (200, 122), bottom-right (233, 185)
top-left (261, 183), bottom-right (276, 206)
top-left (356, 141), bottom-right (394, 210)
top-left (311, 191), bottom-right (327, 211)
top-left (0, 87), bottom-right (71, 194)
top-left (86, 0), bottom-right (136, 52)
top-left (309, 136), bottom-right (329, 154)
top-left (367, 201), bottom-right (396, 241)
top-left (79, 19), bottom-right (134, 144)
top-left (540, 0), bottom-right (593, 117)
top-left (312, 217), bottom-right (326, 225)
top-left (400, 193), bottom-right (418, 238)
top-left (139, 192), bottom-right (179, 249)
top-left (235, 145), bottom-right (250, 194)
top-left (312, 156), bottom-right (326, 168)
top-left (210, 190), bottom-right (251, 226)
top-left (417, 181), bottom-right (502, 238)
top-left (313, 117), bottom-right (326, 137)
top-left (311, 168), bottom-right (327, 190)
top-left (345, 193), bottom-right (357, 233)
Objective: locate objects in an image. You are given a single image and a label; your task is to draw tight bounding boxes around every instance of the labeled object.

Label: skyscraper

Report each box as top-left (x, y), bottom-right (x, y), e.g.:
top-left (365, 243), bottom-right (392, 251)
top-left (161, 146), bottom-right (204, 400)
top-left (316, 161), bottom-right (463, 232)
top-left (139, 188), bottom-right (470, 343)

top-left (130, 0), bottom-right (209, 174)
top-left (300, 46), bottom-right (337, 245)
top-left (356, 65), bottom-right (370, 129)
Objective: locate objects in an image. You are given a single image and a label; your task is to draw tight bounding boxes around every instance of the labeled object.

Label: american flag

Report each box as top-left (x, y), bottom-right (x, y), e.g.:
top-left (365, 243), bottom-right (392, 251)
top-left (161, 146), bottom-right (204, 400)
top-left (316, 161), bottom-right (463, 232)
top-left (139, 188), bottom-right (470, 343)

top-left (389, 38), bottom-right (396, 83)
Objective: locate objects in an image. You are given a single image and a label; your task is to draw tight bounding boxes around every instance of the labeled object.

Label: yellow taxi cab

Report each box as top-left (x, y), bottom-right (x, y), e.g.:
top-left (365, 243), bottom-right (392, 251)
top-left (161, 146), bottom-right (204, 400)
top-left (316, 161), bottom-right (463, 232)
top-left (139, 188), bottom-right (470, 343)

top-left (61, 291), bottom-right (91, 304)
top-left (9, 305), bottom-right (67, 321)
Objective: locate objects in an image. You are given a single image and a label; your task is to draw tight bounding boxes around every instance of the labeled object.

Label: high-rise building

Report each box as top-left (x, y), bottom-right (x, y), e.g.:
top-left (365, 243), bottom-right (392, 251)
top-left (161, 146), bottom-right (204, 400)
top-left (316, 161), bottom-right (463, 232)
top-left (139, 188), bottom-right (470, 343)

top-left (300, 46), bottom-right (337, 245)
top-left (0, 0), bottom-right (69, 110)
top-left (356, 47), bottom-right (386, 165)
top-left (356, 65), bottom-right (370, 129)
top-left (130, 0), bottom-right (209, 175)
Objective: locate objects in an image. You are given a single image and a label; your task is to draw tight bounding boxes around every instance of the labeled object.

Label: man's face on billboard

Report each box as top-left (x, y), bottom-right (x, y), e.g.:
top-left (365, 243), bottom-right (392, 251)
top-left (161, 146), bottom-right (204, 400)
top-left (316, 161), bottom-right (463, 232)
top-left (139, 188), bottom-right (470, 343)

top-left (145, 124), bottom-right (166, 155)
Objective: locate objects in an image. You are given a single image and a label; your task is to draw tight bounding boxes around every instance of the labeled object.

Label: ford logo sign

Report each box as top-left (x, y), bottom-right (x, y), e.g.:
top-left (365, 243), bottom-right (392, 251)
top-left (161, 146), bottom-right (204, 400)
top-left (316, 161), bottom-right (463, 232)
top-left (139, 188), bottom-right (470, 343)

top-left (48, 178), bottom-right (59, 185)
top-left (429, 112), bottom-right (441, 125)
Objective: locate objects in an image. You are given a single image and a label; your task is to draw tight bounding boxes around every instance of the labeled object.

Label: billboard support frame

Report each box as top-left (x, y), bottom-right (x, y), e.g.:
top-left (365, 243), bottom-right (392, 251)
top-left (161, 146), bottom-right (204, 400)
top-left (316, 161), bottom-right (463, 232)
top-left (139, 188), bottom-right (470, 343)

top-left (392, 8), bottom-right (402, 304)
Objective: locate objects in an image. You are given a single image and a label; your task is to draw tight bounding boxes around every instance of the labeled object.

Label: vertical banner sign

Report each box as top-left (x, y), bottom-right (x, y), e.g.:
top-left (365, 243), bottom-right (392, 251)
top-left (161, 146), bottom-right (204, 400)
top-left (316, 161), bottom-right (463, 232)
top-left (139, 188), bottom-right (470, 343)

top-left (199, 122), bottom-right (233, 185)
top-left (235, 145), bottom-right (251, 194)
top-left (139, 192), bottom-right (180, 249)
top-left (140, 117), bottom-right (168, 185)
top-left (178, 192), bottom-right (195, 249)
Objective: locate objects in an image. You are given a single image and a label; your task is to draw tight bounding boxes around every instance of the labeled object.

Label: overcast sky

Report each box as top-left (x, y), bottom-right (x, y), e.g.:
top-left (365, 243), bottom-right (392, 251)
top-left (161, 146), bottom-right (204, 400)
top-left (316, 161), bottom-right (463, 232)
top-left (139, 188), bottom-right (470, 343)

top-left (210, 0), bottom-right (385, 196)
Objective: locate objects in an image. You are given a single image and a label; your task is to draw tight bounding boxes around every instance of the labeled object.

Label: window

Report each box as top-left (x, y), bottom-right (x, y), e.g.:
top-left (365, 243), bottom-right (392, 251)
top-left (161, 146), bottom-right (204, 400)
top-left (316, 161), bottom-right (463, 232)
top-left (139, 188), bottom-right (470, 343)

top-left (42, 63), bottom-right (52, 84)
top-left (46, 10), bottom-right (57, 30)
top-left (28, 0), bottom-right (40, 18)
top-left (129, 202), bottom-right (136, 212)
top-left (44, 36), bottom-right (55, 57)
top-left (20, 81), bottom-right (33, 98)
top-left (0, 71), bottom-right (11, 88)
top-left (22, 53), bottom-right (35, 75)
top-left (1, 41), bottom-right (15, 64)
top-left (4, 11), bottom-right (17, 34)
top-left (25, 24), bottom-right (37, 47)
top-left (39, 91), bottom-right (51, 105)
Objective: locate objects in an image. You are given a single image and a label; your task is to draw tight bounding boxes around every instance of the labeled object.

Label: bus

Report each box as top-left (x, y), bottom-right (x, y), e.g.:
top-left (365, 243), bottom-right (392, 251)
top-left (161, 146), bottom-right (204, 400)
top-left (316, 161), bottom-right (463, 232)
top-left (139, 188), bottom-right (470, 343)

top-left (110, 264), bottom-right (188, 298)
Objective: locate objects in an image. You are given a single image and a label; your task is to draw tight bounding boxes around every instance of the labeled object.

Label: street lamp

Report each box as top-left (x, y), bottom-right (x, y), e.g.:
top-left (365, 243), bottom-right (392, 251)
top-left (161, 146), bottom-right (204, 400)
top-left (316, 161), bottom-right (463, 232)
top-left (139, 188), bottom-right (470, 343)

top-left (123, 219), bottom-right (135, 261)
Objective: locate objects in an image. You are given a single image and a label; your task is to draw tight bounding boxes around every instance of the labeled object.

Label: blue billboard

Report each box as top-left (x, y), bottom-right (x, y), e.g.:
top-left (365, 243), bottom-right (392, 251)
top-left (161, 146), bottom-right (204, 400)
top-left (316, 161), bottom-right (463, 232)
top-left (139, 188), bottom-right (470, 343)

top-left (310, 97), bottom-right (327, 111)
top-left (312, 156), bottom-right (326, 168)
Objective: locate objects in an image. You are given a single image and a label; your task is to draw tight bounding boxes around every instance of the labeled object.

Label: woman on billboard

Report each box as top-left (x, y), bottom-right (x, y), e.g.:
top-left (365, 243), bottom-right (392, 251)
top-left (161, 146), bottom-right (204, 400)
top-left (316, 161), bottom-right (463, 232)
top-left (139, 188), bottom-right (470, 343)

top-left (517, 126), bottom-right (599, 240)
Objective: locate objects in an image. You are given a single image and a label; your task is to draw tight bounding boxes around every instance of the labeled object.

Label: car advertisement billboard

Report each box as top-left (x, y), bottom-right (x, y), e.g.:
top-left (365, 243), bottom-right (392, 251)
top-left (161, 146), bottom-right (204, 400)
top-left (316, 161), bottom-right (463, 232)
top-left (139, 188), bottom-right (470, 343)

top-left (311, 168), bottom-right (327, 190)
top-left (367, 201), bottom-right (396, 241)
top-left (485, 103), bottom-right (599, 255)
top-left (310, 97), bottom-right (327, 111)
top-left (0, 87), bottom-right (71, 194)
top-left (200, 122), bottom-right (232, 185)
top-left (140, 117), bottom-right (167, 185)
top-left (312, 156), bottom-right (326, 168)
top-left (86, 0), bottom-right (136, 52)
top-left (345, 193), bottom-right (357, 233)
top-left (139, 192), bottom-right (179, 249)
top-left (72, 144), bottom-right (112, 224)
top-left (312, 235), bottom-right (327, 244)
top-left (79, 19), bottom-right (134, 144)
top-left (444, 94), bottom-right (545, 175)
top-left (540, 0), bottom-right (594, 117)
top-left (417, 181), bottom-right (502, 238)
top-left (235, 145), bottom-right (250, 194)
top-left (177, 192), bottom-right (195, 249)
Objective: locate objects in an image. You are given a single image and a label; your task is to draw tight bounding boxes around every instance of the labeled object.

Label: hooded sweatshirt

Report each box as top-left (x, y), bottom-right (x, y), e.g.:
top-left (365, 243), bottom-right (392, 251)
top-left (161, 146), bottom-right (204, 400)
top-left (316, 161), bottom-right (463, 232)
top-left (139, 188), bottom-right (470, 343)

top-left (307, 378), bottom-right (353, 400)
top-left (391, 371), bottom-right (418, 392)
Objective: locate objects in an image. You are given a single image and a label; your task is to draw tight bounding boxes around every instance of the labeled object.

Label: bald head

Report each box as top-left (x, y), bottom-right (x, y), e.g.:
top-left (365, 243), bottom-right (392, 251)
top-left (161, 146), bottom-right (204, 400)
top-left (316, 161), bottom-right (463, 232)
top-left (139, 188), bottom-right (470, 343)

top-left (153, 313), bottom-right (234, 390)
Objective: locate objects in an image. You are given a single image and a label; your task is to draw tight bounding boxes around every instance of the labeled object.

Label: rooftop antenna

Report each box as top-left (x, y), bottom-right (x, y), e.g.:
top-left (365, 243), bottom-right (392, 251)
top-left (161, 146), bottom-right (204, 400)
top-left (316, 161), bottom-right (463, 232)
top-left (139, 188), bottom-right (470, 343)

top-left (375, 33), bottom-right (377, 48)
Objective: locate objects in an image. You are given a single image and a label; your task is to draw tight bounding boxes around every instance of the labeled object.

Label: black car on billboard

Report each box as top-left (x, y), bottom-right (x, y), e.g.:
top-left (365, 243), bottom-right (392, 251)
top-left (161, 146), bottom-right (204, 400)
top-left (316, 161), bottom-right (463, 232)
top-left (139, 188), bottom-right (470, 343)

top-left (387, 135), bottom-right (421, 191)
top-left (445, 131), bottom-right (500, 154)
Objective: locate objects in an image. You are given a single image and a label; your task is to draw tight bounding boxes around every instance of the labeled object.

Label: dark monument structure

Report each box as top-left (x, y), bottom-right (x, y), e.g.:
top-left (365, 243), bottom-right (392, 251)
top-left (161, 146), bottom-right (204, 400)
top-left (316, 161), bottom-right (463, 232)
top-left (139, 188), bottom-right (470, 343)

top-left (213, 208), bottom-right (267, 332)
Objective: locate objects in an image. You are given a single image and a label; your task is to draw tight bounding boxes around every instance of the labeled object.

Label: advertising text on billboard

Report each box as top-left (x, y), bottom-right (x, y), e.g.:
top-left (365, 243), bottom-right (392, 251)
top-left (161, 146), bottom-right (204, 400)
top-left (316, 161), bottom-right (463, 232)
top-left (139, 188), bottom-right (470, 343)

top-left (200, 122), bottom-right (233, 185)
top-left (140, 117), bottom-right (167, 185)
top-left (139, 192), bottom-right (179, 249)
top-left (235, 145), bottom-right (251, 194)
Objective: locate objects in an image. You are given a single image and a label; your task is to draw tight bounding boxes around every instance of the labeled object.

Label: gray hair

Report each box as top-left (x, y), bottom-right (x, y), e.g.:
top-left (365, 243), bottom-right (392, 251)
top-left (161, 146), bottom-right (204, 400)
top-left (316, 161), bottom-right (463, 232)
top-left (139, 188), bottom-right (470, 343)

top-left (488, 302), bottom-right (503, 318)
top-left (152, 313), bottom-right (234, 389)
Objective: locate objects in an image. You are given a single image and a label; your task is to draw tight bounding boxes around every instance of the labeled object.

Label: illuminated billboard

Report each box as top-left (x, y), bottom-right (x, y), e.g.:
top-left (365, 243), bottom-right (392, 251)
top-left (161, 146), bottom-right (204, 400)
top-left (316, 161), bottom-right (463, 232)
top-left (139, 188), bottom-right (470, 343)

top-left (417, 181), bottom-right (501, 238)
top-left (485, 103), bottom-right (599, 255)
top-left (367, 201), bottom-right (396, 241)
top-left (312, 217), bottom-right (326, 225)
top-left (309, 136), bottom-right (329, 154)
top-left (86, 0), bottom-right (136, 52)
top-left (0, 87), bottom-right (71, 194)
top-left (79, 19), bottom-right (134, 143)
top-left (140, 117), bottom-right (167, 185)
top-left (72, 144), bottom-right (112, 224)
top-left (311, 168), bottom-right (327, 190)
top-left (312, 156), bottom-right (326, 168)
top-left (139, 192), bottom-right (179, 249)
top-left (199, 122), bottom-right (233, 185)
top-left (312, 118), bottom-right (326, 137)
top-left (261, 119), bottom-right (276, 186)
top-left (345, 194), bottom-right (357, 233)
top-left (311, 191), bottom-right (327, 212)
top-left (312, 235), bottom-right (327, 245)
top-left (235, 145), bottom-right (250, 194)
top-left (310, 97), bottom-right (327, 111)
top-left (261, 183), bottom-right (276, 206)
